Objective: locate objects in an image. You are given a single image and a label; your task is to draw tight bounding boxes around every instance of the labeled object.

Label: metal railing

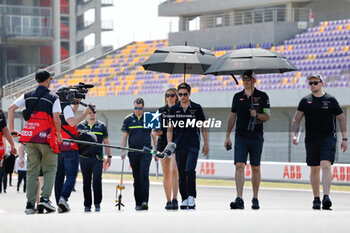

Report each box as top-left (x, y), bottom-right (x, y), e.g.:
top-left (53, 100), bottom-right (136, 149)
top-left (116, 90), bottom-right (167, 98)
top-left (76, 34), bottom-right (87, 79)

top-left (77, 20), bottom-right (94, 30)
top-left (101, 0), bottom-right (114, 5)
top-left (0, 5), bottom-right (53, 38)
top-left (102, 20), bottom-right (113, 30)
top-left (5, 26), bottom-right (52, 37)
top-left (0, 4), bottom-right (51, 17)
top-left (2, 45), bottom-right (113, 98)
top-left (181, 7), bottom-right (311, 31)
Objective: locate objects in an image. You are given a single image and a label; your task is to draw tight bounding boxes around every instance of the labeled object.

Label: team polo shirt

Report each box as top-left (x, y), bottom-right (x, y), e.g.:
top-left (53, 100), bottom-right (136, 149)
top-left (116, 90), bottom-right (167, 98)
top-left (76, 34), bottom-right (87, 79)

top-left (77, 120), bottom-right (108, 155)
top-left (297, 93), bottom-right (343, 141)
top-left (121, 113), bottom-right (151, 150)
top-left (169, 100), bottom-right (206, 150)
top-left (231, 88), bottom-right (270, 134)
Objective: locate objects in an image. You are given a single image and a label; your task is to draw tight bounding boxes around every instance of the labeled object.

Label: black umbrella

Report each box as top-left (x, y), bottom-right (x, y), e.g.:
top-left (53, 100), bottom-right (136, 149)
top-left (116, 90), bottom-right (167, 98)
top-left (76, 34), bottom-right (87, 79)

top-left (205, 47), bottom-right (297, 131)
top-left (205, 48), bottom-right (297, 76)
top-left (142, 45), bottom-right (216, 82)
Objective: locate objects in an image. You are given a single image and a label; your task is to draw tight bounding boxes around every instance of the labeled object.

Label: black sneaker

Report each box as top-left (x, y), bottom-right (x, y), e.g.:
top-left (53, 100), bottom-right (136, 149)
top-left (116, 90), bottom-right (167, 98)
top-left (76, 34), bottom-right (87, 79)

top-left (25, 202), bottom-right (37, 215)
top-left (165, 201), bottom-right (172, 210)
top-left (38, 197), bottom-right (56, 213)
top-left (322, 195), bottom-right (332, 210)
top-left (141, 202), bottom-right (148, 210)
top-left (312, 197), bottom-right (321, 210)
top-left (251, 198), bottom-right (260, 210)
top-left (171, 199), bottom-right (178, 210)
top-left (230, 197), bottom-right (244, 209)
top-left (84, 206), bottom-right (91, 212)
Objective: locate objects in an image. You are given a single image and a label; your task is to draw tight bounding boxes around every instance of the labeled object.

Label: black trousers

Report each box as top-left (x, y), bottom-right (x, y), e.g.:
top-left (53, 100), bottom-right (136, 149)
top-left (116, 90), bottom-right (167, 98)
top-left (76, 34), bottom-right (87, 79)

top-left (17, 170), bottom-right (27, 192)
top-left (176, 146), bottom-right (199, 201)
top-left (80, 156), bottom-right (103, 208)
top-left (128, 152), bottom-right (152, 206)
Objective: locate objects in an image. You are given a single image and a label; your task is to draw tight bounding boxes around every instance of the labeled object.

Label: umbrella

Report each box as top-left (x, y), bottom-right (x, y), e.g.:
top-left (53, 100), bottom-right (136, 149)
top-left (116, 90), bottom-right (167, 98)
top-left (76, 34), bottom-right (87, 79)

top-left (142, 45), bottom-right (216, 82)
top-left (205, 47), bottom-right (297, 131)
top-left (205, 48), bottom-right (297, 76)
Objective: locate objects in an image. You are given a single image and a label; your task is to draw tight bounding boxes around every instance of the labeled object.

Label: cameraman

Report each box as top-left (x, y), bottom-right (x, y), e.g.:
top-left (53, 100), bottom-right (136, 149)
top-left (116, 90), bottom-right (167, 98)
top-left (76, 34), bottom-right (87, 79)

top-left (54, 86), bottom-right (93, 213)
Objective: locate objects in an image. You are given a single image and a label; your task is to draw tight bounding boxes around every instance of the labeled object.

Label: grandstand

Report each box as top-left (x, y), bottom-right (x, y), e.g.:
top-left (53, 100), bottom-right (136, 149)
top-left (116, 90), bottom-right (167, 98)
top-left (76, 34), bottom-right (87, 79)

top-left (46, 18), bottom-right (349, 164)
top-left (51, 19), bottom-right (350, 97)
top-left (2, 1), bottom-right (350, 164)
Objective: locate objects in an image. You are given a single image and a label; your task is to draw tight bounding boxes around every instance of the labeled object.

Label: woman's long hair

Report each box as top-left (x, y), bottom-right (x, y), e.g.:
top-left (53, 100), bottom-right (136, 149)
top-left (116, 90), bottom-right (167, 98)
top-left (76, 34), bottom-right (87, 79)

top-left (164, 88), bottom-right (179, 106)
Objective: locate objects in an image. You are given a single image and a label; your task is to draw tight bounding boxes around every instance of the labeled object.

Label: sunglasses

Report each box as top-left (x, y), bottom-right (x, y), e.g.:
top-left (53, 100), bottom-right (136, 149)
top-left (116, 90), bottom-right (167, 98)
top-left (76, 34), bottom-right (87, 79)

top-left (166, 94), bottom-right (176, 98)
top-left (134, 107), bottom-right (143, 110)
top-left (178, 93), bottom-right (188, 97)
top-left (242, 78), bottom-right (253, 81)
top-left (309, 81), bottom-right (322, 86)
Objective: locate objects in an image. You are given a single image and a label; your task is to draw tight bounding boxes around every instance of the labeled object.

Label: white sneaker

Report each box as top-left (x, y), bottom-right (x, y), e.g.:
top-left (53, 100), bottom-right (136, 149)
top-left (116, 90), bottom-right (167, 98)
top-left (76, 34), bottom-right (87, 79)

top-left (188, 196), bottom-right (196, 209)
top-left (58, 197), bottom-right (70, 213)
top-left (180, 199), bottom-right (188, 209)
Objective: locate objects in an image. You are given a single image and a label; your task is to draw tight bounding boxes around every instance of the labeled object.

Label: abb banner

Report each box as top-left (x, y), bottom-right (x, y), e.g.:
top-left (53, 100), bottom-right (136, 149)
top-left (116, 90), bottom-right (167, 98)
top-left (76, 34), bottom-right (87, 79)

top-left (108, 158), bottom-right (350, 185)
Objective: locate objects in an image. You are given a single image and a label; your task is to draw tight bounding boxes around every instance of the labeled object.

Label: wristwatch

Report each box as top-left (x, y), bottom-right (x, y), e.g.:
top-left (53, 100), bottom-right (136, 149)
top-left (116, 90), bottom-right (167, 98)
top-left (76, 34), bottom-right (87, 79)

top-left (342, 138), bottom-right (348, 141)
top-left (107, 155), bottom-right (112, 158)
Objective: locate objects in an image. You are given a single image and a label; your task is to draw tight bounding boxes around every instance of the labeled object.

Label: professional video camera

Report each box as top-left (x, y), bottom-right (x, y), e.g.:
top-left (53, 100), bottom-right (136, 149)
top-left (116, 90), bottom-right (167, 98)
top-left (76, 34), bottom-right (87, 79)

top-left (56, 83), bottom-right (95, 112)
top-left (56, 82), bottom-right (94, 105)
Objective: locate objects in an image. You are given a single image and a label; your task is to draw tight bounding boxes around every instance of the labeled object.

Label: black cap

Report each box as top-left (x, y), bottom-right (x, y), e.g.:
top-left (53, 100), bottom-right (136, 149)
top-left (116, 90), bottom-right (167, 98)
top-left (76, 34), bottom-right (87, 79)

top-left (242, 70), bottom-right (253, 77)
top-left (35, 69), bottom-right (54, 83)
top-left (242, 70), bottom-right (256, 79)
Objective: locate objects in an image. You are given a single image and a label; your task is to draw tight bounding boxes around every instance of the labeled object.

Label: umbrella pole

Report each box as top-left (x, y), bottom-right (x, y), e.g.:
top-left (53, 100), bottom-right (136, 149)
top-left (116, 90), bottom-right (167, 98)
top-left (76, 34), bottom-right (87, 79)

top-left (184, 63), bottom-right (186, 83)
top-left (248, 77), bottom-right (256, 131)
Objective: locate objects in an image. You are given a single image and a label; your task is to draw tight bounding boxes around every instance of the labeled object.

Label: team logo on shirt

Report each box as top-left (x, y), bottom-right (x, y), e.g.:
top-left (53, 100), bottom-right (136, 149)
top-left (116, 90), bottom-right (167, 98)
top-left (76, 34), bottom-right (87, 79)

top-left (143, 110), bottom-right (161, 129)
top-left (322, 101), bottom-right (330, 109)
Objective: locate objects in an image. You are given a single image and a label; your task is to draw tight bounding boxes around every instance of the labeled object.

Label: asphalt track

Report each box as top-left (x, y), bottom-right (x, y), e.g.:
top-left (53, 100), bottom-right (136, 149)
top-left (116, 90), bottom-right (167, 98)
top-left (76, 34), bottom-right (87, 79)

top-left (1, 179), bottom-right (350, 233)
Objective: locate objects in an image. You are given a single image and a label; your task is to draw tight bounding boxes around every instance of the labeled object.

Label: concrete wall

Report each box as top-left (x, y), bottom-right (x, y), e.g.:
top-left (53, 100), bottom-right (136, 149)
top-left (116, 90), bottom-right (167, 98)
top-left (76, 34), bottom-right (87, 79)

top-left (160, 0), bottom-right (350, 30)
top-left (168, 21), bottom-right (305, 48)
top-left (161, 0), bottom-right (350, 48)
top-left (159, 0), bottom-right (308, 16)
top-left (301, 0), bottom-right (350, 26)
